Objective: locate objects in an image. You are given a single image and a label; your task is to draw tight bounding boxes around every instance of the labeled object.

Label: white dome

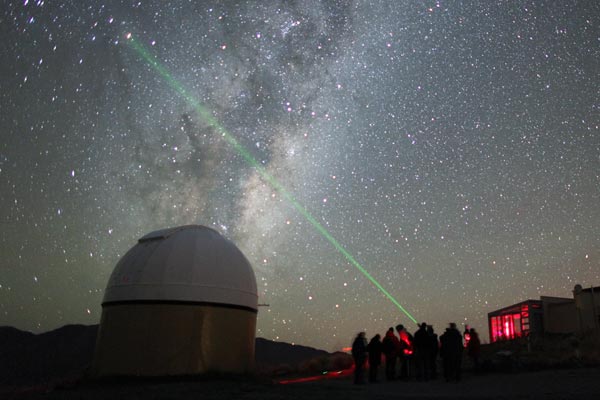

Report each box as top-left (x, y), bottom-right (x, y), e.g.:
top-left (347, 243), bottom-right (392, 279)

top-left (103, 225), bottom-right (258, 311)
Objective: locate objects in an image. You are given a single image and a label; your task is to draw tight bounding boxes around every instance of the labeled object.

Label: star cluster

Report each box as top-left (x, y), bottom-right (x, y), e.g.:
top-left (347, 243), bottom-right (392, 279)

top-left (1, 1), bottom-right (598, 351)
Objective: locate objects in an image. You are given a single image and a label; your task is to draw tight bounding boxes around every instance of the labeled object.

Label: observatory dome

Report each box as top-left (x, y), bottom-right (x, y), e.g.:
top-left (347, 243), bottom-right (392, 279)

top-left (103, 225), bottom-right (257, 311)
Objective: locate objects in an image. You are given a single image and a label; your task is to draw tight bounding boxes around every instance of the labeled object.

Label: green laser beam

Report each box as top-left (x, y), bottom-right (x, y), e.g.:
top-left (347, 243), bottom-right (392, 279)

top-left (125, 35), bottom-right (418, 325)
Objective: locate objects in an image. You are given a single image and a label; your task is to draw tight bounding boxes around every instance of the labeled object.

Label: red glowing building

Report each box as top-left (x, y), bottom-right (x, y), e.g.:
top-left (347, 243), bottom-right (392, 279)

top-left (488, 300), bottom-right (544, 342)
top-left (487, 285), bottom-right (600, 343)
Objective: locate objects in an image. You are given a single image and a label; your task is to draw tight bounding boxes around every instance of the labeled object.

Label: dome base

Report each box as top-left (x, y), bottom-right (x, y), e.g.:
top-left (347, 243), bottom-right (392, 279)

top-left (92, 303), bottom-right (256, 377)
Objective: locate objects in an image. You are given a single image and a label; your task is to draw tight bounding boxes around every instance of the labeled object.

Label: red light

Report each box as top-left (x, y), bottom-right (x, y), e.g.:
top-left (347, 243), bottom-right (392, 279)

top-left (490, 316), bottom-right (500, 342)
top-left (279, 369), bottom-right (352, 385)
top-left (499, 314), bottom-right (519, 340)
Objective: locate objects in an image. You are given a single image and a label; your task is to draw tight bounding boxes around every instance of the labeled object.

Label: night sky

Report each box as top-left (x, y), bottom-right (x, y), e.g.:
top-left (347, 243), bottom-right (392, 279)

top-left (1, 1), bottom-right (599, 351)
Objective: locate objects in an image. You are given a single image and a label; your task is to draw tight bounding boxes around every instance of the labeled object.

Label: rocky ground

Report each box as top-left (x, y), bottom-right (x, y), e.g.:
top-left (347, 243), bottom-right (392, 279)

top-left (4, 367), bottom-right (600, 400)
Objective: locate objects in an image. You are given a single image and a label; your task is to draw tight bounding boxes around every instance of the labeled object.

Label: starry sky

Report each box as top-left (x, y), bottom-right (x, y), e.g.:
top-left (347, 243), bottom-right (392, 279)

top-left (1, 0), bottom-right (599, 351)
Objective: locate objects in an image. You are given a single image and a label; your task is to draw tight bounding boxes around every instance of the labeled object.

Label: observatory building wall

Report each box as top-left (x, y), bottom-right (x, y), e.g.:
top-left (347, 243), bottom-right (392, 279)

top-left (93, 303), bottom-right (256, 376)
top-left (92, 225), bottom-right (258, 377)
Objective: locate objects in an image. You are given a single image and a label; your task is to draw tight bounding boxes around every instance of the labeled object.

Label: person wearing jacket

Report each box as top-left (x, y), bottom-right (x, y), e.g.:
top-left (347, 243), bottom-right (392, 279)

top-left (440, 322), bottom-right (463, 382)
top-left (352, 332), bottom-right (368, 384)
top-left (467, 327), bottom-right (481, 371)
top-left (367, 334), bottom-right (382, 382)
top-left (381, 327), bottom-right (400, 380)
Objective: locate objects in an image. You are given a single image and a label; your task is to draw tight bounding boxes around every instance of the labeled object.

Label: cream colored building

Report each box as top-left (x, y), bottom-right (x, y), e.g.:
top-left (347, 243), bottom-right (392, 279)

top-left (92, 225), bottom-right (258, 377)
top-left (573, 284), bottom-right (600, 335)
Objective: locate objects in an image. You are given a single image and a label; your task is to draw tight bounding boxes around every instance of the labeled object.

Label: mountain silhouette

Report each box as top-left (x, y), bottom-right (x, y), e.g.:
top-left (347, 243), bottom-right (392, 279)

top-left (0, 325), bottom-right (337, 386)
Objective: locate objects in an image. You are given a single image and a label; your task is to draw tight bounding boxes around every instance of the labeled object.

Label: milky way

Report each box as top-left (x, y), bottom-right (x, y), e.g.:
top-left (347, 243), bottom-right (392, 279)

top-left (1, 1), bottom-right (599, 351)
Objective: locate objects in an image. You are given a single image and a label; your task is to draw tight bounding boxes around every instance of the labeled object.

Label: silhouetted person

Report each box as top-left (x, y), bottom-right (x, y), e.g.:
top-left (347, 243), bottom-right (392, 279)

top-left (382, 327), bottom-right (400, 380)
top-left (396, 324), bottom-right (412, 379)
top-left (427, 325), bottom-right (439, 379)
top-left (467, 327), bottom-right (481, 371)
top-left (352, 332), bottom-right (368, 384)
top-left (367, 334), bottom-right (382, 382)
top-left (440, 322), bottom-right (463, 382)
top-left (413, 322), bottom-right (431, 381)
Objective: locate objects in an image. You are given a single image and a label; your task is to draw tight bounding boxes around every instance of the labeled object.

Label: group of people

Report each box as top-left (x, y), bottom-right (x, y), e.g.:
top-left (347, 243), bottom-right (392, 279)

top-left (351, 322), bottom-right (481, 385)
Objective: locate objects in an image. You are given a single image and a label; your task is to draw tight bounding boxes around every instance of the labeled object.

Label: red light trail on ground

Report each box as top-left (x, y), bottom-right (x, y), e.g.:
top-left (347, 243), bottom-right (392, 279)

top-left (278, 368), bottom-right (354, 385)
